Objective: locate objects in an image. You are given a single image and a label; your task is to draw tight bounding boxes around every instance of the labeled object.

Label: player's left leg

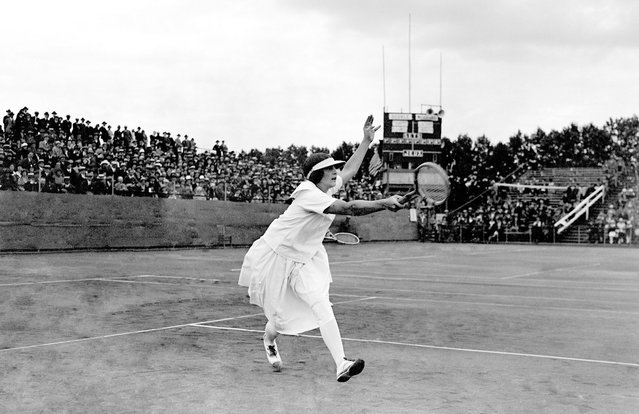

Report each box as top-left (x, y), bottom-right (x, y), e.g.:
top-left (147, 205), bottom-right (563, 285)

top-left (311, 301), bottom-right (365, 382)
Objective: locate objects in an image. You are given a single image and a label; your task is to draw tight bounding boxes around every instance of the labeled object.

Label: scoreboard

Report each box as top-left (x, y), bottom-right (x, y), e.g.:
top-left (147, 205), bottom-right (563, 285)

top-left (381, 111), bottom-right (442, 168)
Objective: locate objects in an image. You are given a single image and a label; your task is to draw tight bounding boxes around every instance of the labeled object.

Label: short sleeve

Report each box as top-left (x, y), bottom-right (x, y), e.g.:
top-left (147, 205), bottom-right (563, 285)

top-left (295, 185), bottom-right (338, 214)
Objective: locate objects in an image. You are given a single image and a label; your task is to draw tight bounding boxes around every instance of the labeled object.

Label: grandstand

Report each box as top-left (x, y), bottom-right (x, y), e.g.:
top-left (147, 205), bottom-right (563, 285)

top-left (1, 106), bottom-right (638, 249)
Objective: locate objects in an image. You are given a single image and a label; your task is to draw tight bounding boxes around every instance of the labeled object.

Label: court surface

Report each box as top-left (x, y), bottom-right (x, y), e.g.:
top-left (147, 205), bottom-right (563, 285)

top-left (1, 242), bottom-right (638, 413)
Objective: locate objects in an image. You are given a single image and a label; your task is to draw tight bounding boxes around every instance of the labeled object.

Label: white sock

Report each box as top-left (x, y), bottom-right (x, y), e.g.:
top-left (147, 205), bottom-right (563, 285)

top-left (319, 319), bottom-right (345, 368)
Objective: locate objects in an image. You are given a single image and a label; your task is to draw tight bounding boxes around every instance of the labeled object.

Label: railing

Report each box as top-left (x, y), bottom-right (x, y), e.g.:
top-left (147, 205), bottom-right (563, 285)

top-left (428, 223), bottom-right (636, 245)
top-left (433, 224), bottom-right (545, 244)
top-left (554, 185), bottom-right (605, 234)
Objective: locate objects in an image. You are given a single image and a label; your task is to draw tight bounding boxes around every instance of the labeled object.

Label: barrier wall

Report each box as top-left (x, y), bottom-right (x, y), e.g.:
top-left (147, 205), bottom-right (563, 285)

top-left (0, 192), bottom-right (418, 251)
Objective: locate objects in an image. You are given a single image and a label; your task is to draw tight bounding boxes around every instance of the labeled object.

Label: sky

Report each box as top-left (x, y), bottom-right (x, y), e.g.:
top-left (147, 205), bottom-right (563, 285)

top-left (2, 0), bottom-right (639, 154)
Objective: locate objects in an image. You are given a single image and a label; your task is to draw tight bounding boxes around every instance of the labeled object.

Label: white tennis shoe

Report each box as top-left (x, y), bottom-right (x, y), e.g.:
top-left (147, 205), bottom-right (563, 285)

top-left (336, 357), bottom-right (365, 382)
top-left (263, 336), bottom-right (282, 372)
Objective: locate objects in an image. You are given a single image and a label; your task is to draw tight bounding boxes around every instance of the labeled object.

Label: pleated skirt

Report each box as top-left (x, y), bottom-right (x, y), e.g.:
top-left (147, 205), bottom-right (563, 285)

top-left (239, 238), bottom-right (332, 335)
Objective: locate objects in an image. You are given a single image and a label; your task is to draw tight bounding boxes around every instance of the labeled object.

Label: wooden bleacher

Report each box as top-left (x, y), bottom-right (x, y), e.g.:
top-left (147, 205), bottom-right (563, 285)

top-left (518, 167), bottom-right (606, 187)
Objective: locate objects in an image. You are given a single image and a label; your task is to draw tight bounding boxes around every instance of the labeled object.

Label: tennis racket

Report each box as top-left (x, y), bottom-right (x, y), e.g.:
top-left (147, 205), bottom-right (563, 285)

top-left (399, 162), bottom-right (450, 205)
top-left (324, 231), bottom-right (360, 245)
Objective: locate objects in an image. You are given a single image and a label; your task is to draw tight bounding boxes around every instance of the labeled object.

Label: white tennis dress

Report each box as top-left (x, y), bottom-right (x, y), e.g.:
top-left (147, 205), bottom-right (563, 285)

top-left (239, 176), bottom-right (343, 335)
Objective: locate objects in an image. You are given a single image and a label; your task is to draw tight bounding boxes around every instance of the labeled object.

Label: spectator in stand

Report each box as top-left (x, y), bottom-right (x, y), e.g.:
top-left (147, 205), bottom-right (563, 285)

top-left (615, 218), bottom-right (627, 244)
top-left (3, 110), bottom-right (14, 135)
top-left (180, 176), bottom-right (194, 199)
top-left (193, 176), bottom-right (207, 200)
top-left (114, 176), bottom-right (128, 196)
top-left (24, 172), bottom-right (38, 191)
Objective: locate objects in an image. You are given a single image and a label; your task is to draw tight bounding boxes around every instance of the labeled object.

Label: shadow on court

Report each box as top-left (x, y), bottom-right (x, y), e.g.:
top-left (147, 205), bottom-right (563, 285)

top-left (1, 243), bottom-right (638, 413)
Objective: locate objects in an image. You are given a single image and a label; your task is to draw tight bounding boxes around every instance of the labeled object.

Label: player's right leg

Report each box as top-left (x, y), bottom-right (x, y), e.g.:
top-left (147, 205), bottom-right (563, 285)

top-left (263, 320), bottom-right (281, 372)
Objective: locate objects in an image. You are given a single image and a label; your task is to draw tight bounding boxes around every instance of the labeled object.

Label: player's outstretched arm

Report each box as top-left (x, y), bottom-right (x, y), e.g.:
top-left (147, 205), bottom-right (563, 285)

top-left (324, 195), bottom-right (405, 216)
top-left (339, 115), bottom-right (380, 183)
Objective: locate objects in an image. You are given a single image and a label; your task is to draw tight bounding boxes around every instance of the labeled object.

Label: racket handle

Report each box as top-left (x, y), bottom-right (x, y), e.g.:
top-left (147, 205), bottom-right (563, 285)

top-left (399, 190), bottom-right (417, 204)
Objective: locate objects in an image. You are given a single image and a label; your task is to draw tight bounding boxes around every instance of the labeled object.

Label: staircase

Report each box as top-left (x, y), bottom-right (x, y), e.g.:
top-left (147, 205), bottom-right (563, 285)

top-left (556, 179), bottom-right (626, 244)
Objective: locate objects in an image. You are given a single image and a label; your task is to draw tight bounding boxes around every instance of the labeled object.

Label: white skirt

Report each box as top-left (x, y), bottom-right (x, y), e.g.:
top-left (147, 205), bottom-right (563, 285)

top-left (239, 238), bottom-right (332, 335)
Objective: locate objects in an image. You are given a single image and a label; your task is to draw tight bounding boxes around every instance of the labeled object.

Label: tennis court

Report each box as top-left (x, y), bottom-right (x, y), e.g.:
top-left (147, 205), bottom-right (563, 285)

top-left (1, 243), bottom-right (638, 413)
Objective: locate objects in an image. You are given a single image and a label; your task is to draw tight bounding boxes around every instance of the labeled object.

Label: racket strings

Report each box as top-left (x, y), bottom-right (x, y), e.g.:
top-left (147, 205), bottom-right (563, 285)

top-left (416, 168), bottom-right (449, 202)
top-left (334, 232), bottom-right (360, 244)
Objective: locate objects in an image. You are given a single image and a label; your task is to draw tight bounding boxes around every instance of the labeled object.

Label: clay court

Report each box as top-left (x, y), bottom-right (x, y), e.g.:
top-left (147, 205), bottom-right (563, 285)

top-left (1, 242), bottom-right (638, 413)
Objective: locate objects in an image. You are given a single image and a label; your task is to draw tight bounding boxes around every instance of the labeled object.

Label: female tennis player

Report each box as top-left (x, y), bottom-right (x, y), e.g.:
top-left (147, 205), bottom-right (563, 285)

top-left (239, 115), bottom-right (405, 382)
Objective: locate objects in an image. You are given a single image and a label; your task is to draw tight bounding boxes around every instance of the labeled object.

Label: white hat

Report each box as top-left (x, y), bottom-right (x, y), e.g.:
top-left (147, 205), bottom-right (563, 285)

top-left (305, 156), bottom-right (345, 179)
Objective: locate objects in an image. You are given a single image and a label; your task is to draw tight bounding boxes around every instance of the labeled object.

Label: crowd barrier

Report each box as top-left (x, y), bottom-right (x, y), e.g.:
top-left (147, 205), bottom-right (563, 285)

top-left (428, 224), bottom-right (637, 245)
top-left (0, 192), bottom-right (417, 251)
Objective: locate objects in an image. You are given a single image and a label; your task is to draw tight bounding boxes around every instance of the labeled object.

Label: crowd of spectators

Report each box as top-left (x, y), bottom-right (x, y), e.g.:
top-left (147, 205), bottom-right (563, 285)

top-left (438, 160), bottom-right (637, 244)
top-left (431, 185), bottom-right (562, 243)
top-left (1, 107), bottom-right (383, 202)
top-left (588, 186), bottom-right (637, 244)
top-left (2, 106), bottom-right (636, 245)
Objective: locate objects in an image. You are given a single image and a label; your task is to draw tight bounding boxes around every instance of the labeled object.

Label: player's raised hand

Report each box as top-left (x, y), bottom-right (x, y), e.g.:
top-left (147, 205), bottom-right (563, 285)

top-left (363, 115), bottom-right (381, 143)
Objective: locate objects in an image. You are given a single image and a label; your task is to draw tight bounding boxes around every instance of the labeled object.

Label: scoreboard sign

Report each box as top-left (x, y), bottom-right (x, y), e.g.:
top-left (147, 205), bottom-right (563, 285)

top-left (379, 111), bottom-right (443, 190)
top-left (383, 112), bottom-right (442, 148)
top-left (402, 149), bottom-right (423, 157)
top-left (381, 111), bottom-right (442, 167)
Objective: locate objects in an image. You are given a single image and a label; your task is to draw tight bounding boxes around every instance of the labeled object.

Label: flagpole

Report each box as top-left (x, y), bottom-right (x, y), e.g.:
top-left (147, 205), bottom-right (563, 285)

top-left (382, 45), bottom-right (387, 112)
top-left (408, 13), bottom-right (411, 113)
top-left (439, 52), bottom-right (443, 108)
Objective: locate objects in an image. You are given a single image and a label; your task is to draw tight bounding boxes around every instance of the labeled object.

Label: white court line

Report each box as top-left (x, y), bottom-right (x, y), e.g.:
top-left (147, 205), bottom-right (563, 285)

top-left (337, 287), bottom-right (636, 306)
top-left (193, 325), bottom-right (639, 369)
top-left (0, 278), bottom-right (109, 287)
top-left (0, 298), bottom-right (370, 353)
top-left (3, 302), bottom-right (637, 368)
top-left (331, 255), bottom-right (437, 265)
top-left (331, 296), bottom-right (377, 305)
top-left (340, 268), bottom-right (639, 287)
top-left (0, 278), bottom-right (211, 288)
top-left (334, 273), bottom-right (639, 293)
top-left (333, 289), bottom-right (639, 315)
top-left (127, 275), bottom-right (219, 282)
top-left (502, 263), bottom-right (601, 280)
top-left (0, 313), bottom-right (264, 353)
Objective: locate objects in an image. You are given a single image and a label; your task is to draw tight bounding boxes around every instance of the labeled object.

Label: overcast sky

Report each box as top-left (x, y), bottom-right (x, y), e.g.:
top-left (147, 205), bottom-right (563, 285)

top-left (3, 0), bottom-right (638, 153)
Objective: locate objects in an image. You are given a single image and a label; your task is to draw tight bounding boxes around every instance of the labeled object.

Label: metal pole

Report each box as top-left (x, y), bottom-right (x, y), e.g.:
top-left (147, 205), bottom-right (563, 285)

top-left (577, 226), bottom-right (581, 244)
top-left (408, 13), bottom-right (411, 113)
top-left (382, 45), bottom-right (387, 111)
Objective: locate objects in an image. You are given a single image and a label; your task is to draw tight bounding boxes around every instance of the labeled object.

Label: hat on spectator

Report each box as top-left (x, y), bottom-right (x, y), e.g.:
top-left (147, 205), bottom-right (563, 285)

top-left (44, 164), bottom-right (51, 168)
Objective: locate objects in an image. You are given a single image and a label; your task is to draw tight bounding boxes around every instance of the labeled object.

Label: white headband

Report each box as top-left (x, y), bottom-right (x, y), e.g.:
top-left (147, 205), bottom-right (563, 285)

top-left (306, 157), bottom-right (345, 179)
